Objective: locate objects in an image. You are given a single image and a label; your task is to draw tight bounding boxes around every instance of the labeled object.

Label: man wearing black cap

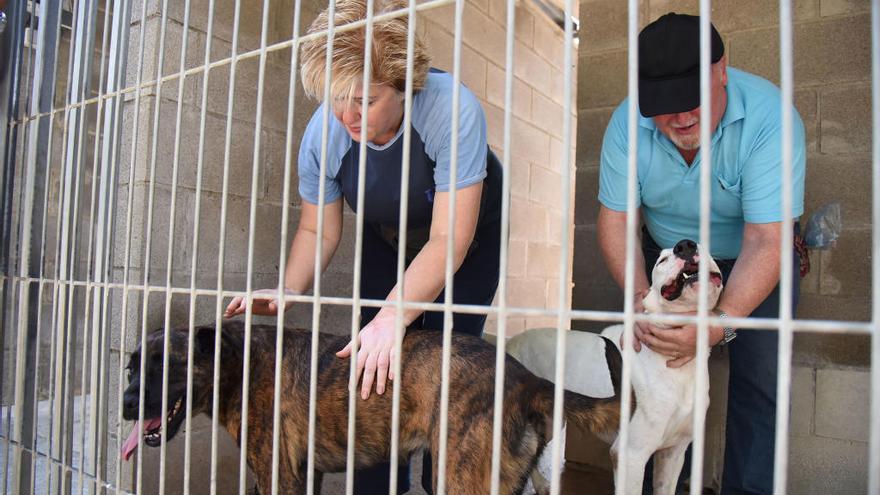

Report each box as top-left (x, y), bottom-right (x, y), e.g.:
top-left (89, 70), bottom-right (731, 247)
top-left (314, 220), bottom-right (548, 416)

top-left (596, 13), bottom-right (806, 495)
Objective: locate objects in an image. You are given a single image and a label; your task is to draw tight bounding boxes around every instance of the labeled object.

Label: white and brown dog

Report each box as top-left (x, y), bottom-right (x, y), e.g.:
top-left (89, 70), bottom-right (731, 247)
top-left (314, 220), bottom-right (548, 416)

top-left (507, 239), bottom-right (723, 495)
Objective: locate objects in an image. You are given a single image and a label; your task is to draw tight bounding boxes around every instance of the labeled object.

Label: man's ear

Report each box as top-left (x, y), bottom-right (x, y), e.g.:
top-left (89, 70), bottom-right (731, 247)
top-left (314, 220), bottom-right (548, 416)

top-left (717, 55), bottom-right (728, 86)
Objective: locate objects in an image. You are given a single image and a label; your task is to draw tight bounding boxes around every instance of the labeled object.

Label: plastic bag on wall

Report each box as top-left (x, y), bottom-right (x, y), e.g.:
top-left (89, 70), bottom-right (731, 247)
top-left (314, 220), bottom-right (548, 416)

top-left (803, 202), bottom-right (842, 250)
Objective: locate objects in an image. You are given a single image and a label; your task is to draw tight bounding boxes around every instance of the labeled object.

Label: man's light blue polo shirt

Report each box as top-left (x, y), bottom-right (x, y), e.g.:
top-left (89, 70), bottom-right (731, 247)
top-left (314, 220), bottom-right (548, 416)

top-left (598, 67), bottom-right (806, 259)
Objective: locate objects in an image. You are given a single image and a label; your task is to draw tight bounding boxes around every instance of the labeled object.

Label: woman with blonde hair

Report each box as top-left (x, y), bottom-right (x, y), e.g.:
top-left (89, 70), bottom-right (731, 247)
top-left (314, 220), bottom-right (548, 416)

top-left (225, 0), bottom-right (503, 491)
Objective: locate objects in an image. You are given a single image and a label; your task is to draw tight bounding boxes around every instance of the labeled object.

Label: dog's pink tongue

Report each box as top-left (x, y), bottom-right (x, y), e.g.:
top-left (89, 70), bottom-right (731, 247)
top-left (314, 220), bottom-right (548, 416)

top-left (120, 417), bottom-right (162, 461)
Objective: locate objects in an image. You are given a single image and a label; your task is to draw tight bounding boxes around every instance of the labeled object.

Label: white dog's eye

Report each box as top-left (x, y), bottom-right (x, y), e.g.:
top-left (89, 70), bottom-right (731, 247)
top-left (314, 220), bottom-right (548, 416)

top-left (658, 256), bottom-right (669, 265)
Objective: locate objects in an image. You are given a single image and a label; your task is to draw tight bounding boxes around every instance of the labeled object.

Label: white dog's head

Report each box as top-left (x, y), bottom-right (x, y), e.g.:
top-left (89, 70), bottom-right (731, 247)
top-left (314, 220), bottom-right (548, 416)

top-left (642, 239), bottom-right (723, 314)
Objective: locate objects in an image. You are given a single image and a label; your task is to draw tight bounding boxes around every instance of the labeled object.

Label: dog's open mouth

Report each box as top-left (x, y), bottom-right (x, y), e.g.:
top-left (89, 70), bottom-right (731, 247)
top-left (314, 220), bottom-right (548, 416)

top-left (661, 262), bottom-right (723, 301)
top-left (120, 395), bottom-right (186, 461)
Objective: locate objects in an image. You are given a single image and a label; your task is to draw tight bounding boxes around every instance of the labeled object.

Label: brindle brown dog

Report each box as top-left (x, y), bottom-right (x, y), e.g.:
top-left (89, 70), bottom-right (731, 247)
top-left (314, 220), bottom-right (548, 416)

top-left (121, 321), bottom-right (621, 494)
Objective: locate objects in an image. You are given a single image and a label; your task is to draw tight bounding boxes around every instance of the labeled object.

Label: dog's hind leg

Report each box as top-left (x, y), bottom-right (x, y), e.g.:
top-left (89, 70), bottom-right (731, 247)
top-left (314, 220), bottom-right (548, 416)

top-left (652, 443), bottom-right (688, 495)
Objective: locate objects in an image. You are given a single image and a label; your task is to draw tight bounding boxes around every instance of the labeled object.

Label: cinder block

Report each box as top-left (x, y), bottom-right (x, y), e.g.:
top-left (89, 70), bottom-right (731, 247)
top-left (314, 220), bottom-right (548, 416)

top-left (483, 101), bottom-right (505, 149)
top-left (148, 102), bottom-right (268, 199)
top-left (727, 15), bottom-right (870, 87)
top-left (510, 198), bottom-right (548, 241)
top-left (572, 223), bottom-right (619, 291)
top-left (788, 435), bottom-right (868, 495)
top-left (485, 62), bottom-right (532, 121)
top-left (500, 317), bottom-right (527, 337)
top-left (578, 0), bottom-right (629, 54)
top-left (509, 153), bottom-right (531, 200)
top-left (424, 22), bottom-right (455, 75)
top-left (789, 366), bottom-right (815, 437)
top-left (461, 45), bottom-right (489, 100)
top-left (815, 368), bottom-right (870, 442)
top-left (574, 165), bottom-right (599, 225)
top-left (820, 83), bottom-right (871, 154)
top-left (470, 0), bottom-right (490, 15)
top-left (818, 228), bottom-right (871, 297)
top-left (526, 314), bottom-right (569, 330)
top-left (194, 193), bottom-right (295, 277)
top-left (513, 42), bottom-right (554, 97)
top-left (531, 92), bottom-right (565, 141)
top-left (515, 4), bottom-right (536, 48)
top-left (271, 0), bottom-right (324, 45)
top-left (550, 139), bottom-right (578, 184)
top-left (646, 0), bottom-right (818, 32)
top-left (547, 205), bottom-right (569, 246)
top-left (547, 61), bottom-right (577, 111)
top-left (117, 98), bottom-right (156, 187)
top-left (204, 54), bottom-right (292, 133)
top-left (488, 0), bottom-right (530, 44)
top-left (462, 3), bottom-right (508, 63)
top-left (820, 0), bottom-right (871, 16)
top-left (804, 154), bottom-right (872, 229)
top-left (158, 21), bottom-right (209, 101)
top-left (577, 108), bottom-right (613, 167)
top-left (526, 242), bottom-right (562, 279)
top-left (424, 21), bottom-right (485, 95)
top-left (545, 272), bottom-right (573, 309)
top-left (532, 16), bottom-right (563, 70)
top-left (324, 213), bottom-right (357, 276)
top-left (578, 50), bottom-right (627, 110)
top-left (170, 0), bottom-right (265, 49)
top-left (529, 164), bottom-right (563, 208)
top-left (511, 117), bottom-right (551, 166)
top-left (507, 276), bottom-right (550, 308)
top-left (794, 89), bottom-right (819, 153)
top-left (799, 261), bottom-right (819, 295)
top-left (419, 5), bottom-right (456, 37)
top-left (793, 330), bottom-right (870, 369)
top-left (507, 239), bottom-right (528, 278)
top-left (262, 128), bottom-right (306, 208)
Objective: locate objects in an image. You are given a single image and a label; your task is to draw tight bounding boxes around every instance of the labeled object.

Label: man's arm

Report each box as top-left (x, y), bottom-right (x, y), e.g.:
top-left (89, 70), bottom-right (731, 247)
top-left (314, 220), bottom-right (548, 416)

top-left (597, 205), bottom-right (650, 296)
top-left (716, 221), bottom-right (782, 320)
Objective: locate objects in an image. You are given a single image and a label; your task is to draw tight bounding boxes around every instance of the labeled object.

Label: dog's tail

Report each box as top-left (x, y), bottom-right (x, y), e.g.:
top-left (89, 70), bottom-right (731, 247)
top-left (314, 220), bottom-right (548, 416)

top-left (600, 335), bottom-right (623, 397)
top-left (530, 336), bottom-right (624, 435)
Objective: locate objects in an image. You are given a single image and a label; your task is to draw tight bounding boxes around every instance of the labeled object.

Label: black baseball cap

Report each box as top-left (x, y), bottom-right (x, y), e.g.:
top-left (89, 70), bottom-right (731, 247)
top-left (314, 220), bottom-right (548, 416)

top-left (638, 13), bottom-right (725, 118)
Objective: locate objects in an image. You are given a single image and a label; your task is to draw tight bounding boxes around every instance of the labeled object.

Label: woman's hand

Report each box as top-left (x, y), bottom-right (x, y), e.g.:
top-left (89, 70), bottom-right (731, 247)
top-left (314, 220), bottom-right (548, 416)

top-left (224, 288), bottom-right (298, 318)
top-left (336, 312), bottom-right (403, 400)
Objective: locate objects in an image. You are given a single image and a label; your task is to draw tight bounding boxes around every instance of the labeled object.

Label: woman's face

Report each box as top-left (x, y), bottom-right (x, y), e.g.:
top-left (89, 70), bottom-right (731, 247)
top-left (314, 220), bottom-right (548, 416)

top-left (332, 84), bottom-right (405, 146)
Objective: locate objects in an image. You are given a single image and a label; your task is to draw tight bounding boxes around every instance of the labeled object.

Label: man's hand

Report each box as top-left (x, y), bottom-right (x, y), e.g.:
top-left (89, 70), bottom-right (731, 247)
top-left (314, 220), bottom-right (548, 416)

top-left (621, 289), bottom-right (653, 352)
top-left (336, 312), bottom-right (403, 400)
top-left (224, 288), bottom-right (297, 318)
top-left (638, 314), bottom-right (725, 368)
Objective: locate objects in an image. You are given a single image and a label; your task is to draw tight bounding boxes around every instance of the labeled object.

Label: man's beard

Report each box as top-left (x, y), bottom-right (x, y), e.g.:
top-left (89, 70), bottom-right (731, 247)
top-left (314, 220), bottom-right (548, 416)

top-left (668, 133), bottom-right (701, 150)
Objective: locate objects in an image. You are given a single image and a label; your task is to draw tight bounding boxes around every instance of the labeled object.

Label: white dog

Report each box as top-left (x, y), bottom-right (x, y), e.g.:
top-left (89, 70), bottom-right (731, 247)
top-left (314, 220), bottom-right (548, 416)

top-left (507, 240), bottom-right (723, 495)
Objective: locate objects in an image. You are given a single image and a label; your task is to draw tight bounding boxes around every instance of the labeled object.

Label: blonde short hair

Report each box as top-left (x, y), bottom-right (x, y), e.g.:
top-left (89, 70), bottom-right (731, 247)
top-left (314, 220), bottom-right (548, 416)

top-left (300, 0), bottom-right (431, 101)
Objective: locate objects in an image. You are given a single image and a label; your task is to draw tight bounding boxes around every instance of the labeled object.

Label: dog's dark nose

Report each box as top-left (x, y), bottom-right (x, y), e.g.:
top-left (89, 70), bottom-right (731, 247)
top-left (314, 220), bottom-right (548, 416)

top-left (123, 390), bottom-right (140, 419)
top-left (673, 239), bottom-right (698, 260)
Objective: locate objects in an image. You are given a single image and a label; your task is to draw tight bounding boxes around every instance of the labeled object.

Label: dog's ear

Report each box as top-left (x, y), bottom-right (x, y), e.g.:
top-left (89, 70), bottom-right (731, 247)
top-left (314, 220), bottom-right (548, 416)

top-left (195, 326), bottom-right (216, 357)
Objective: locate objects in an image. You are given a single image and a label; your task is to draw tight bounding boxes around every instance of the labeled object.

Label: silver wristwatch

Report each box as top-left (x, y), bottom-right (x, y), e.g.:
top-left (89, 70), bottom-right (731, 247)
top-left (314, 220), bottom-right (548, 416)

top-left (716, 311), bottom-right (737, 346)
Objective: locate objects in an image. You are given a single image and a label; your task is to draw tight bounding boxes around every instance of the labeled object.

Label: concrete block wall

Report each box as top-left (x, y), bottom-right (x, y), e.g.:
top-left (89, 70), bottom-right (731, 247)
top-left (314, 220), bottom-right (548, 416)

top-left (573, 0), bottom-right (872, 492)
top-left (420, 0), bottom-right (580, 335)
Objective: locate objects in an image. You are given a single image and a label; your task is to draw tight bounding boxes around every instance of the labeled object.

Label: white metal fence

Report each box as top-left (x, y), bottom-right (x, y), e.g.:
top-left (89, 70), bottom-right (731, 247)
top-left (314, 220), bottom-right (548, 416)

top-left (0, 0), bottom-right (876, 494)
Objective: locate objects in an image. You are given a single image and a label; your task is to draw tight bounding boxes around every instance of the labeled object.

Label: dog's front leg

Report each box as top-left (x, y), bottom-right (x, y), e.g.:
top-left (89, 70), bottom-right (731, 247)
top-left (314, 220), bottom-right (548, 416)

top-left (610, 440), bottom-right (651, 494)
top-left (652, 443), bottom-right (688, 495)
